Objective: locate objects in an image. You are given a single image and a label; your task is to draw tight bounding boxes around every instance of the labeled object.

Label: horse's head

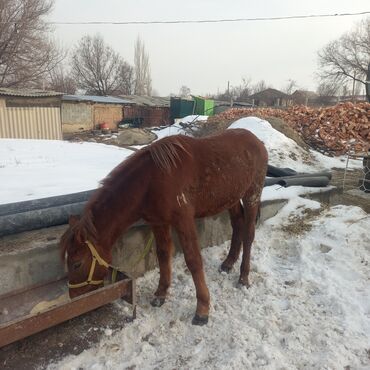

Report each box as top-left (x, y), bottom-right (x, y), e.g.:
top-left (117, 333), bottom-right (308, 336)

top-left (60, 214), bottom-right (111, 299)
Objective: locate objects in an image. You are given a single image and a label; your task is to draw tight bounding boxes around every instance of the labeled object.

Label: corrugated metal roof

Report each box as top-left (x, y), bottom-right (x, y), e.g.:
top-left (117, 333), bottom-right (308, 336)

top-left (0, 88), bottom-right (62, 98)
top-left (118, 95), bottom-right (170, 107)
top-left (62, 94), bottom-right (132, 104)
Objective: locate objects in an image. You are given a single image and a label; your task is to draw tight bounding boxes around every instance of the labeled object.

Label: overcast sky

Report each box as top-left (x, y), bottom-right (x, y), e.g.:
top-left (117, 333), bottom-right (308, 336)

top-left (50, 0), bottom-right (370, 96)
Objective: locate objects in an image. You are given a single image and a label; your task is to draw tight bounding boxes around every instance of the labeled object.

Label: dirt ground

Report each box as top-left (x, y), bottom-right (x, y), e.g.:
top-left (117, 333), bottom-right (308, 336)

top-left (0, 302), bottom-right (134, 370)
top-left (64, 127), bottom-right (156, 150)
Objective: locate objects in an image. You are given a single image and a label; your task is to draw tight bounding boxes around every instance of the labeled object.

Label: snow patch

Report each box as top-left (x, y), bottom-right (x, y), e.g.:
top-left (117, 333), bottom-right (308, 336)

top-left (49, 202), bottom-right (370, 369)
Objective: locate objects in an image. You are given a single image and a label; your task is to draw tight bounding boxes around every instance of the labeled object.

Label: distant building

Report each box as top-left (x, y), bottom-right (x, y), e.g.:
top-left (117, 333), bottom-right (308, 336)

top-left (249, 88), bottom-right (292, 107)
top-left (118, 95), bottom-right (171, 127)
top-left (291, 90), bottom-right (319, 106)
top-left (61, 95), bottom-right (132, 133)
top-left (213, 100), bottom-right (253, 115)
top-left (0, 88), bottom-right (63, 140)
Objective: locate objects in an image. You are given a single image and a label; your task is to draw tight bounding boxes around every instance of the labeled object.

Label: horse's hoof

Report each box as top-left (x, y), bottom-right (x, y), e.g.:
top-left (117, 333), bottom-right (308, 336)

top-left (150, 297), bottom-right (165, 307)
top-left (219, 263), bottom-right (232, 274)
top-left (238, 278), bottom-right (250, 288)
top-left (192, 314), bottom-right (208, 326)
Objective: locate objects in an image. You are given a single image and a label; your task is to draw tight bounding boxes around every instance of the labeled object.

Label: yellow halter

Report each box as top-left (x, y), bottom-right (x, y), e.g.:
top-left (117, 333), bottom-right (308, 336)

top-left (68, 240), bottom-right (113, 289)
top-left (68, 232), bottom-right (154, 289)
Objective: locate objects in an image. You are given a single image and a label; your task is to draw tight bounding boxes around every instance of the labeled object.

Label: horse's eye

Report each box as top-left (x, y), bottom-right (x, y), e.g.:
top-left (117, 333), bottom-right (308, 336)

top-left (72, 261), bottom-right (82, 270)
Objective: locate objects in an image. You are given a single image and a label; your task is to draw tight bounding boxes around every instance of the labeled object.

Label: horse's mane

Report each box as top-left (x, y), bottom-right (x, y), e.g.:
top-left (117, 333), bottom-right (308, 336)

top-left (98, 135), bottom-right (192, 191)
top-left (149, 135), bottom-right (191, 172)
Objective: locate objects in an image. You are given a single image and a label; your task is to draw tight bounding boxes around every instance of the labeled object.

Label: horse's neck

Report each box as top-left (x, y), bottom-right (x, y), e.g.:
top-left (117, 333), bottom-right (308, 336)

top-left (91, 164), bottom-right (150, 251)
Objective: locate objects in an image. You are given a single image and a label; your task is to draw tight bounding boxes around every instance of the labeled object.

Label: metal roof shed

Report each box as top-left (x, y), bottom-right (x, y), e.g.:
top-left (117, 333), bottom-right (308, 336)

top-left (61, 95), bottom-right (133, 133)
top-left (0, 88), bottom-right (63, 140)
top-left (118, 95), bottom-right (171, 127)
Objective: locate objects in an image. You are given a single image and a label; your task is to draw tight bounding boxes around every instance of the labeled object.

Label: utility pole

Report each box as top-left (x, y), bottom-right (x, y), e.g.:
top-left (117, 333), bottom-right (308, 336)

top-left (227, 81), bottom-right (232, 106)
top-left (351, 71), bottom-right (356, 102)
top-left (366, 63), bottom-right (370, 103)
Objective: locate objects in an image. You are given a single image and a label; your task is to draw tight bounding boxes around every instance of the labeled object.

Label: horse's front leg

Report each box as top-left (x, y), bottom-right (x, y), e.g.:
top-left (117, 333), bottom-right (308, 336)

top-left (150, 224), bottom-right (173, 307)
top-left (173, 215), bottom-right (210, 326)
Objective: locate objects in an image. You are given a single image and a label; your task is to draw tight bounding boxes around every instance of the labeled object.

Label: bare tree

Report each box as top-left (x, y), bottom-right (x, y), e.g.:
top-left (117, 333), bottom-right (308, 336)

top-left (317, 81), bottom-right (340, 96)
top-left (0, 0), bottom-right (64, 88)
top-left (233, 77), bottom-right (252, 101)
top-left (315, 81), bottom-right (340, 105)
top-left (282, 79), bottom-right (298, 94)
top-left (252, 80), bottom-right (268, 94)
top-left (71, 34), bottom-right (134, 96)
top-left (134, 36), bottom-right (152, 96)
top-left (212, 78), bottom-right (252, 102)
top-left (179, 85), bottom-right (191, 97)
top-left (117, 60), bottom-right (134, 95)
top-left (317, 17), bottom-right (370, 90)
top-left (47, 65), bottom-right (76, 94)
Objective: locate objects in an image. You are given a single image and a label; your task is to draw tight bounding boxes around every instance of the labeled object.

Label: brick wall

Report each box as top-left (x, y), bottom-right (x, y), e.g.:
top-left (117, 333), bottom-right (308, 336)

top-left (123, 106), bottom-right (171, 127)
top-left (93, 104), bottom-right (123, 130)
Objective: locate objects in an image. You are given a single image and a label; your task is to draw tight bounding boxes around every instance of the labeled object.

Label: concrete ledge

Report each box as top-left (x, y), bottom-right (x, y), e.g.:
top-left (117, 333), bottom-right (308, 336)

top-left (0, 198), bottom-right (293, 295)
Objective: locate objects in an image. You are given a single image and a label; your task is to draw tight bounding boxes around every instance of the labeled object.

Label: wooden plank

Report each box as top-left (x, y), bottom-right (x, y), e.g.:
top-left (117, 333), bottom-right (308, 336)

top-left (0, 279), bottom-right (134, 348)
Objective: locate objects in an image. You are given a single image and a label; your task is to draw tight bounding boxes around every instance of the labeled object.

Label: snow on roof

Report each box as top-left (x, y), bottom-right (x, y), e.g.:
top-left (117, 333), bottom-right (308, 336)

top-left (62, 95), bottom-right (132, 104)
top-left (118, 95), bottom-right (170, 107)
top-left (0, 88), bottom-right (62, 98)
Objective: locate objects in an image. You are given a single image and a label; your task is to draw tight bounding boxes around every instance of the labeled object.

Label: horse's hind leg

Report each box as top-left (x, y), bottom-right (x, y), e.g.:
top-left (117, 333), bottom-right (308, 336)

top-left (150, 224), bottom-right (173, 307)
top-left (239, 201), bottom-right (260, 287)
top-left (220, 202), bottom-right (244, 273)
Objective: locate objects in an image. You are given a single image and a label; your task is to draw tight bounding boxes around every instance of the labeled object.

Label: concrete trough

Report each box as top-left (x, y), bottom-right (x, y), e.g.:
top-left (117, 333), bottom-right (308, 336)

top-left (0, 275), bottom-right (135, 348)
top-left (0, 197), bottom-right (296, 296)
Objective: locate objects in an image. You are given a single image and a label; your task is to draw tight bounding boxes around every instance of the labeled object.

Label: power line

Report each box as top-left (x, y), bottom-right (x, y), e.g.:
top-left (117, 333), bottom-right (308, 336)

top-left (45, 10), bottom-right (370, 25)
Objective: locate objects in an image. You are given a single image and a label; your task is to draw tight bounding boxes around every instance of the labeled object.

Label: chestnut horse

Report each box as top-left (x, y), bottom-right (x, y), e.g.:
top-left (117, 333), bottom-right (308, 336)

top-left (61, 128), bottom-right (268, 325)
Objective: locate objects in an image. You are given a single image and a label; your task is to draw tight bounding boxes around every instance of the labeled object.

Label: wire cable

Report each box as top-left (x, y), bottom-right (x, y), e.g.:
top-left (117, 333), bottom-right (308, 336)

top-left (46, 11), bottom-right (370, 25)
top-left (2, 10), bottom-right (368, 25)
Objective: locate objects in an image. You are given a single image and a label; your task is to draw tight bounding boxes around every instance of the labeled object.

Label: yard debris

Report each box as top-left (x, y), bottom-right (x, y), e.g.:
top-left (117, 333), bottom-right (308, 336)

top-left (116, 128), bottom-right (157, 146)
top-left (208, 102), bottom-right (370, 155)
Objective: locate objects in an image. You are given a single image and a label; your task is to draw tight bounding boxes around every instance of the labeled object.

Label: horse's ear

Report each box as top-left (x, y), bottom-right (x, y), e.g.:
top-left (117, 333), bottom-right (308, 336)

top-left (69, 214), bottom-right (80, 226)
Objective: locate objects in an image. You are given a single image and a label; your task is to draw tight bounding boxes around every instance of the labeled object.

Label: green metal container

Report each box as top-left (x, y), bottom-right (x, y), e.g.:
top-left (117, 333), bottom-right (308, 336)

top-left (170, 97), bottom-right (195, 120)
top-left (193, 96), bottom-right (215, 116)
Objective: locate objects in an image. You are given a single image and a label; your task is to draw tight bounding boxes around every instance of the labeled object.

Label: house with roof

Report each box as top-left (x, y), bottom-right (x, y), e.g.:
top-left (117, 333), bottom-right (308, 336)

top-left (249, 88), bottom-right (292, 107)
top-left (0, 88), bottom-right (63, 140)
top-left (61, 94), bottom-right (134, 134)
top-left (291, 90), bottom-right (319, 106)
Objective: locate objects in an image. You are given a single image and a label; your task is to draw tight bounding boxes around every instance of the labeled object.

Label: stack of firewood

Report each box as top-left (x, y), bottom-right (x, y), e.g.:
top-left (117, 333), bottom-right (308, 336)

top-left (208, 102), bottom-right (370, 155)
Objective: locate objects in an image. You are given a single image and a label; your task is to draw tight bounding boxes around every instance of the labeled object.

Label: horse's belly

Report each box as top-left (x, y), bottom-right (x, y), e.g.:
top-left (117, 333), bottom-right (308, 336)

top-left (192, 179), bottom-right (247, 217)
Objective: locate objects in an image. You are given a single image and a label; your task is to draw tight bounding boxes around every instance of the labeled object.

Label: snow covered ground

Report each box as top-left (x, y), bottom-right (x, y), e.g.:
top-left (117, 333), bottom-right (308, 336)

top-left (0, 116), bottom-right (369, 368)
top-left (0, 116), bottom-right (361, 205)
top-left (229, 117), bottom-right (354, 172)
top-left (50, 199), bottom-right (370, 370)
top-left (0, 139), bottom-right (132, 204)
